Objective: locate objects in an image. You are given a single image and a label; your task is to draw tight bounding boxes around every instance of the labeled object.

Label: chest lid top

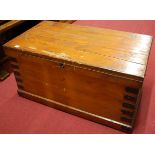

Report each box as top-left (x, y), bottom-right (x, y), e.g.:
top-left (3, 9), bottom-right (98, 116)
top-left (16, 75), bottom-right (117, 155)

top-left (4, 21), bottom-right (152, 79)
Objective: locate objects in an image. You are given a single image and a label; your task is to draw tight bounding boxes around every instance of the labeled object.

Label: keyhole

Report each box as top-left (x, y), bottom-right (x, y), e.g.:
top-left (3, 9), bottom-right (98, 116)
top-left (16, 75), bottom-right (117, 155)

top-left (59, 63), bottom-right (65, 68)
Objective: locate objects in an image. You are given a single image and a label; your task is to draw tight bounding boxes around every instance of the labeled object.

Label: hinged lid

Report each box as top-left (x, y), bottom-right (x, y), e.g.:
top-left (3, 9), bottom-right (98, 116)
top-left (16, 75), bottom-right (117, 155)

top-left (4, 21), bottom-right (152, 79)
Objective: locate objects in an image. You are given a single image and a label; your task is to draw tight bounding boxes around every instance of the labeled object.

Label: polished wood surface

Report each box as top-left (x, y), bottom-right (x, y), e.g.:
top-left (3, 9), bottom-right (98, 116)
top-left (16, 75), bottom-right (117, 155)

top-left (0, 20), bottom-right (25, 34)
top-left (0, 20), bottom-right (41, 44)
top-left (3, 21), bottom-right (152, 132)
top-left (0, 20), bottom-right (10, 26)
top-left (0, 20), bottom-right (41, 80)
top-left (4, 21), bottom-right (152, 79)
top-left (0, 20), bottom-right (25, 80)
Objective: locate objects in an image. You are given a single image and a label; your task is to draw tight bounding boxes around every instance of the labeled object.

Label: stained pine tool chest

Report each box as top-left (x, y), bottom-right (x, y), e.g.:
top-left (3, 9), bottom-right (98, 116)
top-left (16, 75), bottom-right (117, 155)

top-left (3, 21), bottom-right (152, 132)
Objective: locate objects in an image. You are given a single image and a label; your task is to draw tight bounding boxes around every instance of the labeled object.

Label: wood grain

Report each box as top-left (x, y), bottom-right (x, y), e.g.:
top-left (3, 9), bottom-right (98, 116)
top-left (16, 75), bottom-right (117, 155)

top-left (4, 21), bottom-right (152, 78)
top-left (3, 21), bottom-right (152, 132)
top-left (0, 20), bottom-right (25, 34)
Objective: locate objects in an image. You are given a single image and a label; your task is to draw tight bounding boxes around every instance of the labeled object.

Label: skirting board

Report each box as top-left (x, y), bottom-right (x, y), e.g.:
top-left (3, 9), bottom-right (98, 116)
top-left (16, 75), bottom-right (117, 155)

top-left (18, 89), bottom-right (134, 133)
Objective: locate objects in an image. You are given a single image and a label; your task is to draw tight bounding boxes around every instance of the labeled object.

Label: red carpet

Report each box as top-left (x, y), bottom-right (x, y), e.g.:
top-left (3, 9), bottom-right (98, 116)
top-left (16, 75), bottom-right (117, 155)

top-left (0, 20), bottom-right (155, 134)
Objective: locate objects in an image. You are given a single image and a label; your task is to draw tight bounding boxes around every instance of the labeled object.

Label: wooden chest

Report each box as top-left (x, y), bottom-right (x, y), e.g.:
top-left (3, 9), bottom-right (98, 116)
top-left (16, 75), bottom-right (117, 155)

top-left (3, 21), bottom-right (152, 132)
